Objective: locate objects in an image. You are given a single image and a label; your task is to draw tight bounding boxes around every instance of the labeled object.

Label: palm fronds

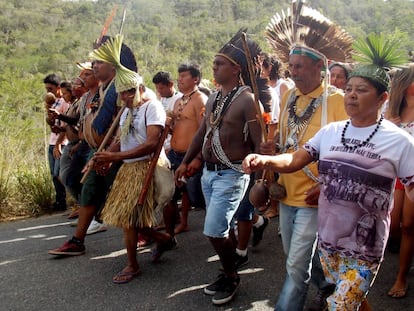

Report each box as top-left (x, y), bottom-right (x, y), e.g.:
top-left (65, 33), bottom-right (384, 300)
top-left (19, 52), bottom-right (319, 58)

top-left (89, 34), bottom-right (141, 92)
top-left (352, 33), bottom-right (408, 69)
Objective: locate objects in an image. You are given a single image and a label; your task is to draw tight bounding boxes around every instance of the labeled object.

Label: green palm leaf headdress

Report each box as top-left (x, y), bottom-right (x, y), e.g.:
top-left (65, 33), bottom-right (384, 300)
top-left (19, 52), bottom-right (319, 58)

top-left (89, 34), bottom-right (142, 93)
top-left (349, 33), bottom-right (408, 90)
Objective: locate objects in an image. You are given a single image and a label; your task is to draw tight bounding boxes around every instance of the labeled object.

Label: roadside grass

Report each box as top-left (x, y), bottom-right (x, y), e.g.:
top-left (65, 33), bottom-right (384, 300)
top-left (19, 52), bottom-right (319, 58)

top-left (0, 93), bottom-right (57, 221)
top-left (16, 163), bottom-right (54, 216)
top-left (0, 158), bottom-right (54, 221)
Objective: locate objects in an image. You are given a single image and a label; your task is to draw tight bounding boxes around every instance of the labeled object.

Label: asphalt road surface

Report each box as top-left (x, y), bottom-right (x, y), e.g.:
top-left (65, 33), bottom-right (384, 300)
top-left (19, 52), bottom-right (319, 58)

top-left (0, 209), bottom-right (413, 310)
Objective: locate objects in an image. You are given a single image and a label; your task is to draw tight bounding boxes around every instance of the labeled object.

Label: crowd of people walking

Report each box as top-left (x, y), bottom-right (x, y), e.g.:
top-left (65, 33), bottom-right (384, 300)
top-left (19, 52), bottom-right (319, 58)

top-left (40, 1), bottom-right (414, 310)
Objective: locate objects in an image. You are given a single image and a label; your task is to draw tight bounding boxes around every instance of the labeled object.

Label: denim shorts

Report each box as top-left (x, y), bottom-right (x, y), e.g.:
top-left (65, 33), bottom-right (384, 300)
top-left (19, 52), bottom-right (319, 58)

top-left (235, 175), bottom-right (255, 221)
top-left (202, 167), bottom-right (250, 238)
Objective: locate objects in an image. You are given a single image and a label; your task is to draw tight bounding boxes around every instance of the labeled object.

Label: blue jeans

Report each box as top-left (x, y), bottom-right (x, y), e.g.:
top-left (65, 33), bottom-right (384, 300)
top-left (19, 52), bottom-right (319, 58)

top-left (275, 202), bottom-right (329, 311)
top-left (48, 144), bottom-right (66, 206)
top-left (201, 167), bottom-right (249, 238)
top-left (167, 149), bottom-right (205, 209)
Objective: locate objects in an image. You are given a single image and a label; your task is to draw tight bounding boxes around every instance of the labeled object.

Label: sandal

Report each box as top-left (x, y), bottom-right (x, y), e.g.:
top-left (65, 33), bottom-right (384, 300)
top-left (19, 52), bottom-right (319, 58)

top-left (112, 269), bottom-right (141, 284)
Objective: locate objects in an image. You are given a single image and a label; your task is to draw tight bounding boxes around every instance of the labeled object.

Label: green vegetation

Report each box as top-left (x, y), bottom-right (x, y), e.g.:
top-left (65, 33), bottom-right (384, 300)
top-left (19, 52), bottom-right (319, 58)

top-left (0, 0), bottom-right (413, 219)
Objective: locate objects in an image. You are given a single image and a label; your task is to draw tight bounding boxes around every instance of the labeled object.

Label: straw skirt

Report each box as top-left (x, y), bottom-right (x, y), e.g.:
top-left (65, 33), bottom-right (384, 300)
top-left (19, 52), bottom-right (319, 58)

top-left (101, 160), bottom-right (155, 228)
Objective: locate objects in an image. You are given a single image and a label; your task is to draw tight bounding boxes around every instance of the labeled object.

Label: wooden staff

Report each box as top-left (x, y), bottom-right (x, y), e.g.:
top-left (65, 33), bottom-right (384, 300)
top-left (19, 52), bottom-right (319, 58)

top-left (241, 32), bottom-right (268, 142)
top-left (80, 104), bottom-right (126, 184)
top-left (137, 117), bottom-right (172, 206)
top-left (241, 32), bottom-right (274, 183)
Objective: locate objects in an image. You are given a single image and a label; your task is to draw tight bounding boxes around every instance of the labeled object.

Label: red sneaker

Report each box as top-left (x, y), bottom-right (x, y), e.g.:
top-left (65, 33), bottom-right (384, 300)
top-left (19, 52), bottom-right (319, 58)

top-left (48, 240), bottom-right (85, 256)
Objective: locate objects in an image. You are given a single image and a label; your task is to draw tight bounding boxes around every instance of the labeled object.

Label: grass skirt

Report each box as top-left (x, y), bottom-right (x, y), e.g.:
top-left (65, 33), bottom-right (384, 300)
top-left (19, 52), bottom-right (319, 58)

top-left (101, 160), bottom-right (155, 228)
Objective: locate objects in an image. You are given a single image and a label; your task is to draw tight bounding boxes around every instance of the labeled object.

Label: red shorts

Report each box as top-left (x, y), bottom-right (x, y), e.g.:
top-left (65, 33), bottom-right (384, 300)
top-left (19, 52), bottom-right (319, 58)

top-left (395, 178), bottom-right (404, 191)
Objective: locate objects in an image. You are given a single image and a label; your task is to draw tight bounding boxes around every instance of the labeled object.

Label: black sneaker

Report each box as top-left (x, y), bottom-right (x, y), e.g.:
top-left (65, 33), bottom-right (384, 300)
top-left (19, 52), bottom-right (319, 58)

top-left (252, 217), bottom-right (269, 247)
top-left (307, 284), bottom-right (335, 311)
top-left (235, 253), bottom-right (249, 270)
top-left (204, 274), bottom-right (227, 295)
top-left (212, 276), bottom-right (240, 305)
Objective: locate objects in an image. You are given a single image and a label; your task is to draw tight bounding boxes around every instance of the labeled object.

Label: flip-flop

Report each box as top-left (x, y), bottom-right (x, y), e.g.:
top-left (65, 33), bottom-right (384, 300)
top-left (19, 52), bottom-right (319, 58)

top-left (174, 225), bottom-right (189, 235)
top-left (112, 269), bottom-right (141, 284)
top-left (387, 286), bottom-right (408, 298)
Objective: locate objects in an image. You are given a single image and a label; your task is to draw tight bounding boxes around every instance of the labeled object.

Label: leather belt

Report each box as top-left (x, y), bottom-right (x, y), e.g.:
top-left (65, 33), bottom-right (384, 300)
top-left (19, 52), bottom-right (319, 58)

top-left (205, 162), bottom-right (230, 171)
top-left (205, 161), bottom-right (242, 171)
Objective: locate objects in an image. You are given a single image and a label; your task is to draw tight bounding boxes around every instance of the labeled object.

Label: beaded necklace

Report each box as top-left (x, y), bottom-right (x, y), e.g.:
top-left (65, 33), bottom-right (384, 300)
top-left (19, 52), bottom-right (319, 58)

top-left (287, 96), bottom-right (319, 134)
top-left (341, 115), bottom-right (383, 151)
top-left (280, 91), bottom-right (324, 183)
top-left (210, 86), bottom-right (239, 127)
top-left (176, 89), bottom-right (197, 120)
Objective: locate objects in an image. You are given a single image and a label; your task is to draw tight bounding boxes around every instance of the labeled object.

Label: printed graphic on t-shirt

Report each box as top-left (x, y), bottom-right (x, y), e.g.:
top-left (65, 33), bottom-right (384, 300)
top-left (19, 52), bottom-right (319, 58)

top-left (317, 158), bottom-right (393, 263)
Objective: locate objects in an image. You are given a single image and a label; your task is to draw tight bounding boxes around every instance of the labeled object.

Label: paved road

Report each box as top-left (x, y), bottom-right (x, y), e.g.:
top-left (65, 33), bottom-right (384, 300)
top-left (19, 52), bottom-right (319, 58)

top-left (0, 209), bottom-right (412, 311)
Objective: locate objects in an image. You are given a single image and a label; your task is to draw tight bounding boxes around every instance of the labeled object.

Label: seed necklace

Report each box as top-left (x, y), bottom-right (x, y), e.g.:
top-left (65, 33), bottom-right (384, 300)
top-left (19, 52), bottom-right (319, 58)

top-left (341, 115), bottom-right (383, 151)
top-left (176, 89), bottom-right (198, 120)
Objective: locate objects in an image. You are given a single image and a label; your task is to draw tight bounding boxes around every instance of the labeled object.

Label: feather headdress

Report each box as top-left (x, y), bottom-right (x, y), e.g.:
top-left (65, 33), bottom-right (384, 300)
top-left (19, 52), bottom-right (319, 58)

top-left (217, 28), bottom-right (272, 111)
top-left (265, 0), bottom-right (353, 64)
top-left (349, 33), bottom-right (408, 90)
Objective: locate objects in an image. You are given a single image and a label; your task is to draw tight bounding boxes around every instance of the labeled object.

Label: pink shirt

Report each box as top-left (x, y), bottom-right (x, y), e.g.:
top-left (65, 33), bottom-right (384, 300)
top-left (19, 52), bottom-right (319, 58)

top-left (49, 98), bottom-right (69, 145)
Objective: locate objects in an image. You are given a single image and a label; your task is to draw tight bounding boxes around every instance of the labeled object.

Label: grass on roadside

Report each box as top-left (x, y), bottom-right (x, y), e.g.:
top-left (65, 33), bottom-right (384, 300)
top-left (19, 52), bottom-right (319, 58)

top-left (15, 163), bottom-right (54, 216)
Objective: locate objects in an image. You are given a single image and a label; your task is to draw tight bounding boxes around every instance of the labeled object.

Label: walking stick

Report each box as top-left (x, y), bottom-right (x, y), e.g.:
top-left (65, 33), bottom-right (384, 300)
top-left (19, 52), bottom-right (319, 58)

top-left (80, 104), bottom-right (126, 184)
top-left (241, 32), bottom-right (286, 205)
top-left (137, 117), bottom-right (172, 206)
top-left (241, 32), bottom-right (268, 142)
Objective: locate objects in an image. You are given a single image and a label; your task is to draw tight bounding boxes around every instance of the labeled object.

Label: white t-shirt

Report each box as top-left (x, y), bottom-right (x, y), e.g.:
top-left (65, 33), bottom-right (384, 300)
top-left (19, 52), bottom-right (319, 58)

top-left (144, 87), bottom-right (157, 101)
top-left (269, 86), bottom-right (280, 124)
top-left (161, 91), bottom-right (182, 112)
top-left (120, 99), bottom-right (166, 163)
top-left (160, 91), bottom-right (182, 150)
top-left (304, 119), bottom-right (414, 263)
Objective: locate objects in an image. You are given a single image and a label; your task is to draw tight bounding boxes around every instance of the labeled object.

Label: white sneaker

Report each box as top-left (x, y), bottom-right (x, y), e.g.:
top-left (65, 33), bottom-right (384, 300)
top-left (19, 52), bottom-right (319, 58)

top-left (86, 220), bottom-right (107, 235)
